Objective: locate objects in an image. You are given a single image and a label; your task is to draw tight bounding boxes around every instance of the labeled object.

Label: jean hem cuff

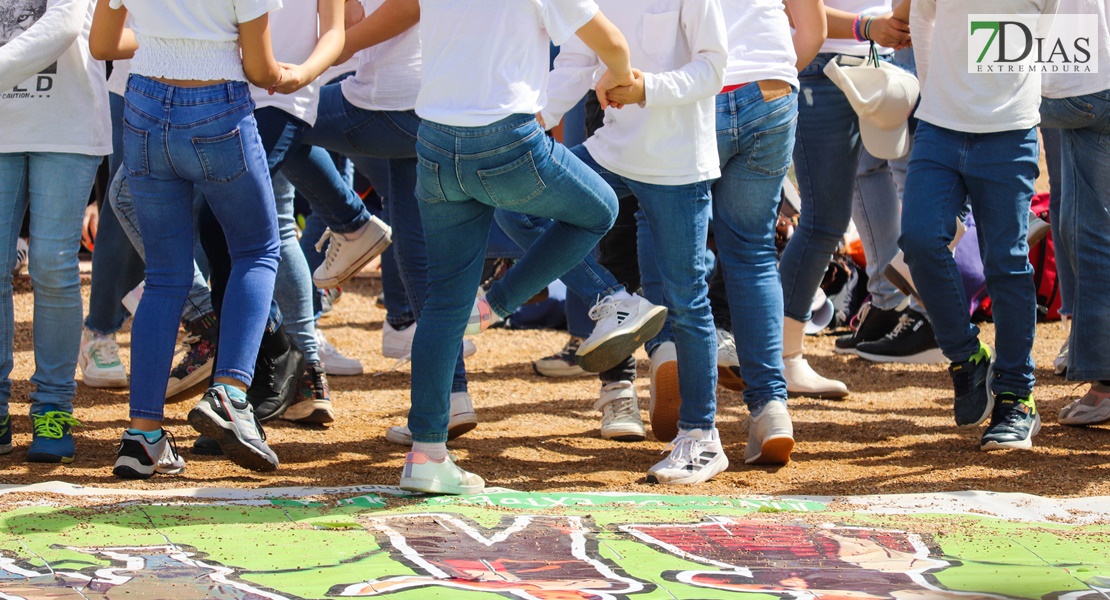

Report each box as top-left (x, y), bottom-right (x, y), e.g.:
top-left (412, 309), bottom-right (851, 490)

top-left (411, 434), bottom-right (449, 444)
top-left (215, 370), bottom-right (252, 386)
top-left (129, 411), bottom-right (164, 421)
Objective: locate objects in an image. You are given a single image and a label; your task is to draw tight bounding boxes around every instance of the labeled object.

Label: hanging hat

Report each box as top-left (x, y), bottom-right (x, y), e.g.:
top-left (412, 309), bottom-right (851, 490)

top-left (824, 58), bottom-right (919, 160)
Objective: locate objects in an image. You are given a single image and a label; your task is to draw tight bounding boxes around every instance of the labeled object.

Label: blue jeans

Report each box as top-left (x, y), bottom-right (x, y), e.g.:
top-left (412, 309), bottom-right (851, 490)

top-left (1040, 90), bottom-right (1110, 381)
top-left (572, 146), bottom-right (718, 431)
top-left (122, 76), bottom-right (280, 420)
top-left (0, 152), bottom-right (99, 416)
top-left (900, 122), bottom-right (1038, 396)
top-left (1039, 126), bottom-right (1073, 317)
top-left (271, 172), bottom-right (319, 363)
top-left (712, 83), bottom-right (796, 412)
top-left (86, 92), bottom-right (146, 335)
top-left (782, 53), bottom-right (877, 321)
top-left (410, 115), bottom-right (617, 442)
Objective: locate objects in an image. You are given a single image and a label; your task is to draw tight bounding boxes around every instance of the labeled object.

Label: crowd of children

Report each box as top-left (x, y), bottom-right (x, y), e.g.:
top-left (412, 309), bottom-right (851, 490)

top-left (0, 0), bottom-right (1106, 494)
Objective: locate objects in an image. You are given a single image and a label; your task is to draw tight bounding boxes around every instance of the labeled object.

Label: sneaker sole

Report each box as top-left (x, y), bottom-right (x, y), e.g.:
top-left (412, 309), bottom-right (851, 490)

top-left (786, 388), bottom-right (849, 400)
top-left (283, 400), bottom-right (335, 424)
top-left (651, 361), bottom-right (681, 443)
top-left (322, 362), bottom-right (364, 377)
top-left (601, 426), bottom-right (646, 442)
top-left (400, 476), bottom-right (483, 495)
top-left (533, 362), bottom-right (590, 378)
top-left (187, 404), bottom-right (278, 472)
top-left (744, 436), bottom-right (794, 465)
top-left (113, 463), bottom-right (155, 480)
top-left (576, 307), bottom-right (668, 373)
top-left (981, 416), bottom-right (1041, 451)
top-left (313, 232), bottom-right (392, 289)
top-left (855, 347), bottom-right (948, 365)
top-left (166, 362), bottom-right (215, 399)
top-left (647, 454), bottom-right (729, 485)
top-left (717, 365), bottom-right (746, 392)
top-left (384, 417), bottom-right (479, 445)
top-left (1060, 405), bottom-right (1110, 426)
top-left (832, 345), bottom-right (859, 355)
top-left (81, 373), bottom-right (129, 389)
top-left (25, 452), bottom-right (74, 464)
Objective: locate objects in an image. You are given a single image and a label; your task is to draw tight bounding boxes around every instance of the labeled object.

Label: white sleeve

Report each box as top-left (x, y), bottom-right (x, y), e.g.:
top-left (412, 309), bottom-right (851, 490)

top-left (541, 0), bottom-right (598, 46)
top-left (235, 0), bottom-right (283, 24)
top-left (0, 0), bottom-right (91, 91)
top-left (642, 0), bottom-right (727, 107)
top-left (910, 0), bottom-right (936, 92)
top-left (540, 34), bottom-right (600, 130)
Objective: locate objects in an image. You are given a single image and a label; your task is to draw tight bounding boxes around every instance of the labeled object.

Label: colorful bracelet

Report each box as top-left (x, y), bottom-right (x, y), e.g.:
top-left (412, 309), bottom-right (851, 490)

top-left (853, 14), bottom-right (866, 42)
top-left (863, 16), bottom-right (875, 41)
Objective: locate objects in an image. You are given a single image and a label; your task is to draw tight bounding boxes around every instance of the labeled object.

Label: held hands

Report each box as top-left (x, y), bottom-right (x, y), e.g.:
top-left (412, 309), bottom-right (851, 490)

top-left (865, 13), bottom-right (911, 50)
top-left (345, 0), bottom-right (365, 29)
top-left (594, 67), bottom-right (637, 109)
top-left (267, 63), bottom-right (308, 95)
top-left (604, 68), bottom-right (646, 109)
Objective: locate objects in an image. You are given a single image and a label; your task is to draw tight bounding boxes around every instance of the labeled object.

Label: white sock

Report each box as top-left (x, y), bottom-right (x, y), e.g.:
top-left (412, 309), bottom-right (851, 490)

top-left (412, 441), bottom-right (448, 461)
top-left (340, 219), bottom-right (371, 241)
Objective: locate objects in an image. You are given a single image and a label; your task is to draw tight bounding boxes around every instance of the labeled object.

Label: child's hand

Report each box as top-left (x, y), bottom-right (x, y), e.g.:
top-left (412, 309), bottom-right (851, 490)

top-left (864, 13), bottom-right (911, 50)
top-left (594, 67), bottom-right (636, 109)
top-left (345, 0), bottom-right (365, 28)
top-left (605, 69), bottom-right (646, 107)
top-left (268, 63), bottom-right (309, 95)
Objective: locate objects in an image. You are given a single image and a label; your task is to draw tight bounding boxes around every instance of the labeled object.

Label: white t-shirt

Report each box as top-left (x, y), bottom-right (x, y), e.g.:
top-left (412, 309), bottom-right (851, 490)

top-left (913, 0), bottom-right (1059, 133)
top-left (542, 0), bottom-right (728, 185)
top-left (416, 0), bottom-right (598, 127)
top-left (1043, 0), bottom-right (1110, 98)
top-left (249, 0), bottom-right (320, 125)
top-left (722, 0), bottom-right (798, 87)
top-left (107, 59), bottom-right (130, 97)
top-left (0, 0), bottom-right (111, 156)
top-left (819, 0), bottom-right (893, 56)
top-left (110, 0), bottom-right (283, 82)
top-left (341, 0), bottom-right (422, 112)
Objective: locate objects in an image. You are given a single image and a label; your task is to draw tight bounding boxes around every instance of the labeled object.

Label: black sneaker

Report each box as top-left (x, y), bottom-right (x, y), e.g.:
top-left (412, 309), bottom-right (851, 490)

top-left (981, 393), bottom-right (1041, 450)
top-left (855, 310), bottom-right (946, 364)
top-left (834, 302), bottom-right (902, 354)
top-left (248, 324), bottom-right (307, 422)
top-left (283, 362), bottom-right (335, 424)
top-left (113, 430), bottom-right (185, 479)
top-left (191, 435), bottom-right (223, 455)
top-left (948, 341), bottom-right (994, 427)
top-left (188, 386), bottom-right (279, 471)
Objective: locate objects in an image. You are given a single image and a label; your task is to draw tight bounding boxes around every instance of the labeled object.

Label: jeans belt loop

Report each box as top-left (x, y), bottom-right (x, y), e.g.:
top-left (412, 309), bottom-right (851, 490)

top-left (163, 84), bottom-right (174, 109)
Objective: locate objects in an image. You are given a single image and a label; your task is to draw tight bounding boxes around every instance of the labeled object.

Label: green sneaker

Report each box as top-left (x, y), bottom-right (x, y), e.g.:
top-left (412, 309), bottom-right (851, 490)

top-left (948, 341), bottom-right (994, 427)
top-left (26, 408), bottom-right (80, 463)
top-left (981, 393), bottom-right (1041, 450)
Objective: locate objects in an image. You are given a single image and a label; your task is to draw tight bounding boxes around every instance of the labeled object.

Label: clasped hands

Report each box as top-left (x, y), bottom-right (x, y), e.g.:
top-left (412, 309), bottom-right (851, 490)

top-left (595, 67), bottom-right (646, 110)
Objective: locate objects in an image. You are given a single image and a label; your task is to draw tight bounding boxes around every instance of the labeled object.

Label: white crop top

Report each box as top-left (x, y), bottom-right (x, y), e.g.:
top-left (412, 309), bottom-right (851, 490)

top-left (109, 0), bottom-right (283, 81)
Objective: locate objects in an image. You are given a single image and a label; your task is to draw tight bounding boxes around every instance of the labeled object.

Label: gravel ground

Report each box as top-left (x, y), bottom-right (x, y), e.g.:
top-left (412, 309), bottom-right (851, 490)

top-left (1, 275), bottom-right (1106, 499)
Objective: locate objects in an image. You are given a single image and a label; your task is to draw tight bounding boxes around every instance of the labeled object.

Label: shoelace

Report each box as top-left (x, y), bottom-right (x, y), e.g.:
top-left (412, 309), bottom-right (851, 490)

top-left (884, 313), bottom-right (916, 340)
top-left (607, 398), bottom-right (639, 423)
top-left (160, 430), bottom-right (183, 464)
top-left (32, 411), bottom-right (81, 439)
top-left (562, 337), bottom-right (584, 356)
top-left (91, 339), bottom-right (121, 364)
top-left (659, 433), bottom-right (701, 464)
top-left (587, 295), bottom-right (618, 322)
top-left (849, 303), bottom-right (872, 332)
top-left (315, 229), bottom-right (340, 268)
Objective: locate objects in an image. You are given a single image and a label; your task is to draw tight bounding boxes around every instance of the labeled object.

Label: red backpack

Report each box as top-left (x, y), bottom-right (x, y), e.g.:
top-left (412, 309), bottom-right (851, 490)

top-left (1028, 192), bottom-right (1063, 321)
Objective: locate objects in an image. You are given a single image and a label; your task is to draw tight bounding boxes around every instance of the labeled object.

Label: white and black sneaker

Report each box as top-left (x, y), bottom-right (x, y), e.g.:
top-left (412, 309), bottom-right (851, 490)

top-left (113, 429), bottom-right (185, 479)
top-left (833, 302), bottom-right (903, 355)
top-left (188, 385), bottom-right (279, 472)
top-left (854, 310), bottom-right (946, 364)
top-left (576, 294), bottom-right (667, 373)
top-left (646, 427), bottom-right (729, 485)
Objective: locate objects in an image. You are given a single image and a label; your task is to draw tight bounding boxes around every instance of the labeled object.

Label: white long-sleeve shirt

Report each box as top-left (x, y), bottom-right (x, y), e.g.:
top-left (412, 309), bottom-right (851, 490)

top-left (912, 0), bottom-right (1059, 133)
top-left (541, 0), bottom-right (727, 186)
top-left (1042, 0), bottom-right (1110, 98)
top-left (0, 0), bottom-right (110, 155)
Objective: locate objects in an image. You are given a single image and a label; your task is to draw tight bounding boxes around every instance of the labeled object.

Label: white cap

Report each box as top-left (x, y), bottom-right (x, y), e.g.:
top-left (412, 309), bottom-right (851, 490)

top-left (824, 59), bottom-right (919, 160)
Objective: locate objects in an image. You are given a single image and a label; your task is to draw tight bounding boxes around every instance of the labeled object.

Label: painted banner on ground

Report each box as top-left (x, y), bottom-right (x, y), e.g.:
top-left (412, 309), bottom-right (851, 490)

top-left (0, 483), bottom-right (1108, 599)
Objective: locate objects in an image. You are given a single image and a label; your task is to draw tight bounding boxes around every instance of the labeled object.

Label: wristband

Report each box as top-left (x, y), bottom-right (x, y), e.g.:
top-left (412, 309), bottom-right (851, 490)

top-left (852, 14), bottom-right (866, 42)
top-left (863, 16), bottom-right (875, 41)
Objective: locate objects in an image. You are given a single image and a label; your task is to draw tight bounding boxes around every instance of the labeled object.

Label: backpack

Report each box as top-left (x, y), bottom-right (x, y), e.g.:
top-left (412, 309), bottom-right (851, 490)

top-left (1028, 192), bottom-right (1063, 321)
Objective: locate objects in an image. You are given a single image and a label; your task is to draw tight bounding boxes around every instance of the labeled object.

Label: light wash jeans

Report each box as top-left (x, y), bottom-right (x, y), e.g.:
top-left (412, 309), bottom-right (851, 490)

top-left (571, 146), bottom-right (718, 431)
top-left (0, 152), bottom-right (100, 416)
top-left (713, 82), bottom-right (796, 413)
top-left (271, 172), bottom-right (319, 363)
top-left (122, 76), bottom-right (280, 420)
top-left (1040, 90), bottom-right (1110, 381)
top-left (85, 92), bottom-right (146, 335)
top-left (1040, 127), bottom-right (1072, 318)
top-left (410, 115), bottom-right (617, 442)
top-left (900, 122), bottom-right (1038, 396)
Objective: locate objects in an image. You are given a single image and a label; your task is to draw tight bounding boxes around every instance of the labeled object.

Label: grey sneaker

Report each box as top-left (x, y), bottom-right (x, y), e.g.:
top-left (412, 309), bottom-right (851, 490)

top-left (595, 381), bottom-right (645, 441)
top-left (113, 430), bottom-right (185, 479)
top-left (187, 386), bottom-right (278, 471)
top-left (743, 401), bottom-right (794, 465)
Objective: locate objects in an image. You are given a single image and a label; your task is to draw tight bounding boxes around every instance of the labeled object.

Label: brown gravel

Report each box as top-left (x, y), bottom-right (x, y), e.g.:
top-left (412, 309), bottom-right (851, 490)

top-left (1, 275), bottom-right (1107, 499)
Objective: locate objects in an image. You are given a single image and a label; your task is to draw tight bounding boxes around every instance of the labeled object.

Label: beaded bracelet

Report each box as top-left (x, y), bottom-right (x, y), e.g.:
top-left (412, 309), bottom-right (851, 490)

top-left (853, 14), bottom-right (866, 42)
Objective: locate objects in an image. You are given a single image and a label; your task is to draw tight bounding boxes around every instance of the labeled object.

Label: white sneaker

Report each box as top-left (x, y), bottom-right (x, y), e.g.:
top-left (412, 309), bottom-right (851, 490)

top-left (385, 392), bottom-right (478, 445)
top-left (464, 294), bottom-right (501, 336)
top-left (312, 217), bottom-right (392, 289)
top-left (315, 329), bottom-right (363, 376)
top-left (113, 430), bottom-right (185, 479)
top-left (784, 354), bottom-right (849, 399)
top-left (744, 401), bottom-right (794, 465)
top-left (649, 342), bottom-right (681, 443)
top-left (533, 336), bottom-right (589, 378)
top-left (716, 328), bottom-right (746, 392)
top-left (646, 428), bottom-right (729, 485)
top-left (595, 381), bottom-right (645, 441)
top-left (576, 293), bottom-right (667, 373)
top-left (79, 330), bottom-right (128, 388)
top-left (1059, 384), bottom-right (1110, 426)
top-left (11, 237), bottom-right (28, 276)
top-left (399, 451), bottom-right (485, 495)
top-left (383, 321), bottom-right (477, 361)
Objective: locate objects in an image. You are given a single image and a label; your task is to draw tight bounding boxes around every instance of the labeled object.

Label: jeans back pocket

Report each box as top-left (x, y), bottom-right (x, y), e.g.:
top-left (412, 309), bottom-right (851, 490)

top-left (477, 152), bottom-right (546, 208)
top-left (192, 128), bottom-right (248, 183)
top-left (416, 153), bottom-right (448, 204)
top-left (122, 120), bottom-right (150, 177)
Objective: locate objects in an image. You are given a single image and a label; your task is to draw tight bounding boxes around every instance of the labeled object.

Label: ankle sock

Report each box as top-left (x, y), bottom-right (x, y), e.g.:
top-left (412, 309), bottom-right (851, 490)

top-left (215, 382), bottom-right (247, 402)
top-left (412, 441), bottom-right (448, 461)
top-left (127, 428), bottom-right (163, 443)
